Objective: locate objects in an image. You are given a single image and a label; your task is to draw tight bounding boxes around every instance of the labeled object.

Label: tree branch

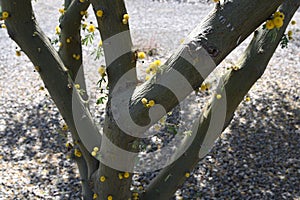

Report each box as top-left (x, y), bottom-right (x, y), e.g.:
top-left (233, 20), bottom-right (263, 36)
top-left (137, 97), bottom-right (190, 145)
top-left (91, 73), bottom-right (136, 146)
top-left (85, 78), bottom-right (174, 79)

top-left (142, 0), bottom-right (299, 199)
top-left (1, 0), bottom-right (99, 198)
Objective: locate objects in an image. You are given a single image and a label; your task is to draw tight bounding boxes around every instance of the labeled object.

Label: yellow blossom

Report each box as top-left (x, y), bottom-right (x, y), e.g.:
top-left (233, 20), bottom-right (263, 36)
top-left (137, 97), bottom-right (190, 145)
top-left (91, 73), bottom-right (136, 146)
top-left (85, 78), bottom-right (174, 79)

top-left (59, 8), bottom-right (65, 14)
top-left (2, 11), bottom-right (9, 20)
top-left (93, 193), bottom-right (98, 199)
top-left (118, 173), bottom-right (123, 179)
top-left (93, 147), bottom-right (99, 152)
top-left (58, 42), bottom-right (63, 47)
top-left (154, 60), bottom-right (161, 66)
top-left (122, 19), bottom-right (128, 25)
top-left (91, 151), bottom-right (97, 156)
top-left (123, 14), bottom-right (130, 20)
top-left (1, 24), bottom-right (6, 28)
top-left (291, 20), bottom-right (296, 25)
top-left (245, 96), bottom-right (251, 102)
top-left (124, 172), bottom-right (130, 178)
top-left (55, 26), bottom-right (61, 34)
top-left (100, 176), bottom-right (106, 182)
top-left (147, 100), bottom-right (155, 107)
top-left (185, 172), bottom-right (190, 178)
top-left (74, 149), bottom-right (82, 157)
top-left (274, 11), bottom-right (285, 20)
top-left (138, 52), bottom-right (146, 59)
top-left (96, 10), bottom-right (103, 17)
top-left (107, 195), bottom-right (113, 200)
top-left (66, 38), bottom-right (71, 43)
top-left (79, 0), bottom-right (85, 2)
top-left (132, 192), bottom-right (139, 197)
top-left (75, 84), bottom-right (80, 89)
top-left (287, 30), bottom-right (292, 37)
top-left (200, 82), bottom-right (210, 91)
top-left (65, 142), bottom-right (72, 148)
top-left (62, 124), bottom-right (68, 131)
top-left (16, 51), bottom-right (21, 57)
top-left (232, 65), bottom-right (239, 71)
top-left (216, 94), bottom-right (222, 99)
top-left (141, 98), bottom-right (148, 105)
top-left (265, 20), bottom-right (275, 30)
top-left (273, 17), bottom-right (283, 28)
top-left (88, 24), bottom-right (96, 33)
top-left (98, 66), bottom-right (106, 77)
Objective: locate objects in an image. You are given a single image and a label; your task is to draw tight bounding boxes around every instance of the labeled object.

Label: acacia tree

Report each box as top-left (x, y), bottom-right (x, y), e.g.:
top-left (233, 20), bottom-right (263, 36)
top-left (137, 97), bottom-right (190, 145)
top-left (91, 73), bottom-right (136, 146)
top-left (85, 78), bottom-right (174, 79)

top-left (0, 0), bottom-right (299, 199)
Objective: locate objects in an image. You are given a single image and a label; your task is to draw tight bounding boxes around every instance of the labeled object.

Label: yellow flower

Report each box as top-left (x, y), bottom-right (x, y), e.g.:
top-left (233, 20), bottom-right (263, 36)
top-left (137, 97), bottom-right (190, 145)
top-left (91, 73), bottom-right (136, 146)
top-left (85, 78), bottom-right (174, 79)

top-left (96, 10), bottom-right (103, 17)
top-left (147, 100), bottom-right (155, 107)
top-left (200, 82), bottom-right (210, 91)
top-left (75, 84), bottom-right (80, 89)
top-left (16, 51), bottom-right (21, 57)
top-left (55, 26), bottom-right (61, 34)
top-left (123, 14), bottom-right (130, 20)
top-left (91, 151), bottom-right (97, 156)
top-left (93, 193), bottom-right (98, 199)
top-left (216, 94), bottom-right (222, 99)
top-left (185, 172), bottom-right (190, 178)
top-left (79, 0), bottom-right (85, 2)
top-left (98, 40), bottom-right (103, 47)
top-left (287, 30), bottom-right (292, 37)
top-left (154, 60), bottom-right (161, 66)
top-left (93, 147), bottom-right (99, 152)
top-left (291, 20), bottom-right (296, 25)
top-left (149, 63), bottom-right (158, 74)
top-left (118, 173), bottom-right (123, 179)
top-left (59, 8), bottom-right (65, 14)
top-left (138, 52), bottom-right (146, 59)
top-left (62, 124), bottom-right (68, 131)
top-left (122, 19), bottom-right (128, 25)
top-left (98, 66), bottom-right (106, 77)
top-left (74, 149), bottom-right (82, 157)
top-left (88, 24), bottom-right (96, 32)
top-left (100, 176), bottom-right (106, 182)
top-left (107, 195), bottom-right (113, 200)
top-left (2, 11), bottom-right (9, 20)
top-left (58, 42), bottom-right (63, 47)
top-left (274, 11), bottom-right (284, 20)
top-left (265, 20), bottom-right (275, 30)
top-left (1, 23), bottom-right (6, 28)
top-left (124, 172), bottom-right (130, 178)
top-left (82, 22), bottom-right (88, 29)
top-left (141, 98), bottom-right (148, 105)
top-left (245, 96), bottom-right (251, 102)
top-left (66, 38), bottom-right (71, 43)
top-left (273, 17), bottom-right (283, 28)
top-left (80, 11), bottom-right (88, 17)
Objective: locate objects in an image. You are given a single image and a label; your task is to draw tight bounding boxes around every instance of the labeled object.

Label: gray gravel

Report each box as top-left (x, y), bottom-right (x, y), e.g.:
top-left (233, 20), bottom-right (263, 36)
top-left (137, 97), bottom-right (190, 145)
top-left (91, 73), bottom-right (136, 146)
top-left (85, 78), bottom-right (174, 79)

top-left (0, 0), bottom-right (299, 199)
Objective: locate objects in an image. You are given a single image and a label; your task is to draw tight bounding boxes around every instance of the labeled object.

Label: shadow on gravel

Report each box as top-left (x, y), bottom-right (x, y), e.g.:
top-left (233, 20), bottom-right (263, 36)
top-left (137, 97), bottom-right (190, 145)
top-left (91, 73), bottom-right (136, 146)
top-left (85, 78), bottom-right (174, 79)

top-left (0, 99), bottom-right (81, 199)
top-left (174, 81), bottom-right (300, 199)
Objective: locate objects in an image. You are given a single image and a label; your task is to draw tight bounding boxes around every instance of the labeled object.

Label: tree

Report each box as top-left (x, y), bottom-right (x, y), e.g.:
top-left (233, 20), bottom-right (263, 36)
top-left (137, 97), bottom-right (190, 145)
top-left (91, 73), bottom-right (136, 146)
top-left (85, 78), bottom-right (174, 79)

top-left (0, 0), bottom-right (299, 199)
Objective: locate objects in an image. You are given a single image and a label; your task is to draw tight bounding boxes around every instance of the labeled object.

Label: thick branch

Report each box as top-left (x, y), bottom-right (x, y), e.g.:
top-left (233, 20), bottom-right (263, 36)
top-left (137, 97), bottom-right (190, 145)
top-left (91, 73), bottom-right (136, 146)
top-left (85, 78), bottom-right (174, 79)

top-left (59, 0), bottom-right (90, 96)
top-left (142, 0), bottom-right (299, 199)
top-left (1, 0), bottom-right (100, 198)
top-left (88, 0), bottom-right (138, 199)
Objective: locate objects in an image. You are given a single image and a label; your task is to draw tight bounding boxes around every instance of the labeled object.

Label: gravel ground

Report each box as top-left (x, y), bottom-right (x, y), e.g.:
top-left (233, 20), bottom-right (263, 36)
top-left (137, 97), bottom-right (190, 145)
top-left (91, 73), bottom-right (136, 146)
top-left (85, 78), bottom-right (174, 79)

top-left (0, 0), bottom-right (299, 199)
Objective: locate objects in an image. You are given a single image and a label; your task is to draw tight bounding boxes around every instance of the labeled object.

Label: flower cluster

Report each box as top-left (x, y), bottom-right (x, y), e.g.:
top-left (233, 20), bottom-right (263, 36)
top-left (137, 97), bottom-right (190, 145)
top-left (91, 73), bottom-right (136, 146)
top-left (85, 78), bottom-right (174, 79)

top-left (122, 14), bottom-right (129, 25)
top-left (141, 98), bottom-right (155, 108)
top-left (74, 149), bottom-right (82, 157)
top-left (137, 51), bottom-right (146, 59)
top-left (118, 172), bottom-right (130, 179)
top-left (91, 146), bottom-right (99, 157)
top-left (265, 11), bottom-right (285, 30)
top-left (145, 60), bottom-right (162, 80)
